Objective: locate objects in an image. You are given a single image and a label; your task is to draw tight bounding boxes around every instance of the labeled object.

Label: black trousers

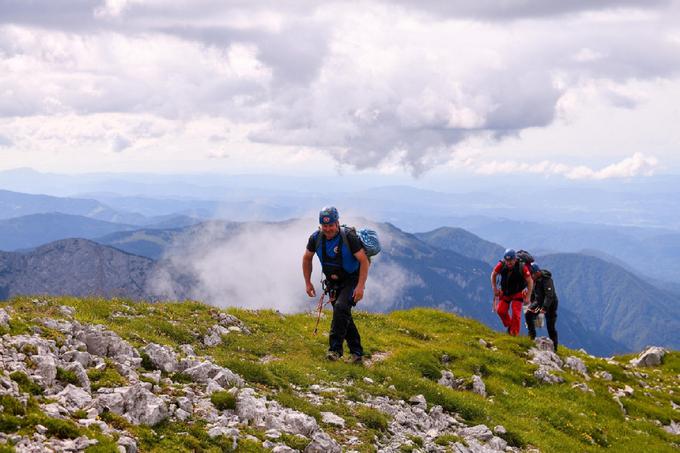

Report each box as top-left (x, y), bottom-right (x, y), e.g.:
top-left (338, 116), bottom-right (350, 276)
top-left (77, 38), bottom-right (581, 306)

top-left (526, 302), bottom-right (558, 351)
top-left (328, 282), bottom-right (363, 357)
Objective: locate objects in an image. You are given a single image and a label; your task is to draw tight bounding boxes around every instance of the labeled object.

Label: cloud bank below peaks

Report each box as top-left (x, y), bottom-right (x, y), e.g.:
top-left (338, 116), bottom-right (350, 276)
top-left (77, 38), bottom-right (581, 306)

top-left (475, 152), bottom-right (659, 180)
top-left (148, 218), bottom-right (418, 313)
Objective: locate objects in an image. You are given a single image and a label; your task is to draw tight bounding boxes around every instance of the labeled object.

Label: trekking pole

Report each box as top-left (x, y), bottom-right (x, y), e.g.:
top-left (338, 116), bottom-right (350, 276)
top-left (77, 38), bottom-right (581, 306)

top-left (312, 292), bottom-right (325, 335)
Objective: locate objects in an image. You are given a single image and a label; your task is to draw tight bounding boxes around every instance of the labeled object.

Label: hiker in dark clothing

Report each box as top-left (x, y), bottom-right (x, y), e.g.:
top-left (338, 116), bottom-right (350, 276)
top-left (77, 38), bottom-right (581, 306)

top-left (491, 248), bottom-right (533, 336)
top-left (526, 263), bottom-right (559, 352)
top-left (302, 206), bottom-right (370, 363)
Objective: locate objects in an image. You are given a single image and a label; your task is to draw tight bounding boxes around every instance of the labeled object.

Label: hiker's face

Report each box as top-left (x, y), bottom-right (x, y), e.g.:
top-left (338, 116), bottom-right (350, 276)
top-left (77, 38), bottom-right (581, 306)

top-left (504, 257), bottom-right (516, 266)
top-left (321, 222), bottom-right (339, 239)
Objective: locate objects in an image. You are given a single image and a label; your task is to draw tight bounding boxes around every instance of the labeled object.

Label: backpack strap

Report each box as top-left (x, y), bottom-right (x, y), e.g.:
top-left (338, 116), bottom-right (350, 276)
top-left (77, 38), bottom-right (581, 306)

top-left (339, 226), bottom-right (349, 251)
top-left (314, 229), bottom-right (322, 252)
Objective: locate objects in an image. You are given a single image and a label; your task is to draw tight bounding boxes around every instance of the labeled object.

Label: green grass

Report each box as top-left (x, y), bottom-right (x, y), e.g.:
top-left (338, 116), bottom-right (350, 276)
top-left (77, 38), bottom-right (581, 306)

top-left (210, 391), bottom-right (237, 411)
top-left (87, 360), bottom-right (128, 391)
top-left (9, 371), bottom-right (43, 396)
top-left (56, 367), bottom-right (80, 386)
top-left (355, 406), bottom-right (389, 431)
top-left (3, 296), bottom-right (679, 453)
top-left (0, 395), bottom-right (26, 416)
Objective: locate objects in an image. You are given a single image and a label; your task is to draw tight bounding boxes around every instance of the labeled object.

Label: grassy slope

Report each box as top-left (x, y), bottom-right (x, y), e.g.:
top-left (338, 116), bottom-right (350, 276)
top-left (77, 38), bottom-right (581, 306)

top-left (2, 296), bottom-right (679, 453)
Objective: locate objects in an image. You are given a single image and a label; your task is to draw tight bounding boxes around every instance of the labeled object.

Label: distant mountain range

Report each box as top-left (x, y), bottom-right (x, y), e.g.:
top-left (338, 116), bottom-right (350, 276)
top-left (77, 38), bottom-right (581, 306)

top-left (3, 184), bottom-right (680, 288)
top-left (0, 185), bottom-right (678, 356)
top-left (538, 253), bottom-right (680, 352)
top-left (0, 189), bottom-right (145, 224)
top-left (416, 227), bottom-right (680, 353)
top-left (0, 213), bottom-right (138, 250)
top-left (455, 217), bottom-right (680, 285)
top-left (415, 227), bottom-right (505, 265)
top-left (0, 238), bottom-right (153, 300)
top-left (2, 221), bottom-right (648, 356)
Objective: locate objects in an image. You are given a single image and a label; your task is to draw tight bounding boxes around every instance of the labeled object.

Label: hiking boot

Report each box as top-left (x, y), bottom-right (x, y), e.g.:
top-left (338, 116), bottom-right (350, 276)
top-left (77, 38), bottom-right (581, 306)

top-left (348, 353), bottom-right (363, 364)
top-left (325, 351), bottom-right (341, 361)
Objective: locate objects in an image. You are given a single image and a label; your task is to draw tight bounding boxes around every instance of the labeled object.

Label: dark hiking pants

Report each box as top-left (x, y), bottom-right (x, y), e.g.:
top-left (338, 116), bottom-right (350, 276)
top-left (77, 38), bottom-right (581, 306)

top-left (526, 303), bottom-right (558, 351)
top-left (329, 282), bottom-right (363, 357)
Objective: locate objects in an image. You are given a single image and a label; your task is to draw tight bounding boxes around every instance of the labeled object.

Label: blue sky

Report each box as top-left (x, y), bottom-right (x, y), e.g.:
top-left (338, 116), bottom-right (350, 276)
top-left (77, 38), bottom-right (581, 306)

top-left (0, 0), bottom-right (678, 180)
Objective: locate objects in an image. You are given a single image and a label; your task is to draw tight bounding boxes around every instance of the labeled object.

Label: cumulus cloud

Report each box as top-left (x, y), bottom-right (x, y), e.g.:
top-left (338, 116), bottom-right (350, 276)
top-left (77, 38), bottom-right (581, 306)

top-left (110, 134), bottom-right (132, 152)
top-left (475, 152), bottom-right (659, 179)
top-left (0, 1), bottom-right (678, 174)
top-left (0, 135), bottom-right (12, 147)
top-left (387, 0), bottom-right (670, 20)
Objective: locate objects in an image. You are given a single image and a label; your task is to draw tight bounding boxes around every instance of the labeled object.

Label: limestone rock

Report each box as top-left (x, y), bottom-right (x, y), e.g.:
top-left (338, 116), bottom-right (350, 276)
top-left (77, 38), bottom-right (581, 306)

top-left (56, 384), bottom-right (93, 411)
top-left (534, 336), bottom-right (555, 352)
top-left (572, 383), bottom-right (593, 393)
top-left (59, 305), bottom-right (76, 317)
top-left (458, 424), bottom-right (493, 442)
top-left (629, 346), bottom-right (666, 367)
top-left (471, 375), bottom-right (486, 397)
top-left (565, 356), bottom-right (589, 377)
top-left (117, 435), bottom-right (138, 453)
top-left (65, 361), bottom-right (91, 390)
top-left (595, 371), bottom-right (613, 381)
top-left (182, 361), bottom-right (243, 387)
top-left (438, 370), bottom-right (465, 390)
top-left (663, 420), bottom-right (680, 435)
top-left (141, 343), bottom-right (178, 373)
top-left (76, 324), bottom-right (137, 359)
top-left (203, 324), bottom-right (230, 347)
top-left (304, 431), bottom-right (341, 453)
top-left (33, 354), bottom-right (57, 388)
top-left (92, 384), bottom-right (168, 426)
top-left (0, 308), bottom-right (10, 328)
top-left (321, 411), bottom-right (345, 428)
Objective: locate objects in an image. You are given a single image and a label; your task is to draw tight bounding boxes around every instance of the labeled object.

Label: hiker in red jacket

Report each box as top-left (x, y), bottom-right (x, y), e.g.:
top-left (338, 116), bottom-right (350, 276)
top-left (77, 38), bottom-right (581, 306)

top-left (490, 249), bottom-right (533, 336)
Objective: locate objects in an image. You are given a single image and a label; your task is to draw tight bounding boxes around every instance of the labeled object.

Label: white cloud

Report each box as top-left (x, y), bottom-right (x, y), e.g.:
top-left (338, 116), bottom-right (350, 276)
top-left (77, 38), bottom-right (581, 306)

top-left (474, 152), bottom-right (659, 180)
top-left (0, 1), bottom-right (678, 175)
top-left (0, 135), bottom-right (12, 147)
top-left (110, 134), bottom-right (132, 152)
top-left (147, 218), bottom-right (418, 313)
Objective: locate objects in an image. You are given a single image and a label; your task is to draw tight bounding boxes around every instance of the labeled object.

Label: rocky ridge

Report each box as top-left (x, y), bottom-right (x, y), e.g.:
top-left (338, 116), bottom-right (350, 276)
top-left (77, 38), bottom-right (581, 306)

top-left (0, 302), bottom-right (519, 452)
top-left (0, 297), bottom-right (678, 452)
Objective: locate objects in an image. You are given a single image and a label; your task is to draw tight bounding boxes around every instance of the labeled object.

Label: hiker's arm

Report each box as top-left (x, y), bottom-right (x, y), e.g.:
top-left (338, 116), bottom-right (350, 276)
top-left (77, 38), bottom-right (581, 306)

top-left (524, 273), bottom-right (533, 304)
top-left (352, 249), bottom-right (370, 303)
top-left (529, 283), bottom-right (542, 312)
top-left (302, 250), bottom-right (316, 297)
top-left (490, 269), bottom-right (501, 297)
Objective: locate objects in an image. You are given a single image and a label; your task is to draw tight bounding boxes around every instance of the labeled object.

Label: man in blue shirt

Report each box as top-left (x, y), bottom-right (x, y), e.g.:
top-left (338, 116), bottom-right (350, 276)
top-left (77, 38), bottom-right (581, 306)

top-left (302, 206), bottom-right (370, 363)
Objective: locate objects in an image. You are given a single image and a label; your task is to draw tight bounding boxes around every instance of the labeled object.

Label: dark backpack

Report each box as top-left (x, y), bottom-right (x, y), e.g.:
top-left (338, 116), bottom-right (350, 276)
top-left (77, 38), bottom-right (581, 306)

top-left (498, 249), bottom-right (534, 296)
top-left (500, 249), bottom-right (534, 273)
top-left (315, 225), bottom-right (381, 259)
top-left (516, 249), bottom-right (534, 266)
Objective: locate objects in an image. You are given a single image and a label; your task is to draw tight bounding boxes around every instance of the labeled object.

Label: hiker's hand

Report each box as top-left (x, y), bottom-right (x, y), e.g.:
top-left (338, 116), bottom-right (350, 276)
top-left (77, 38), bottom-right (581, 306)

top-left (493, 288), bottom-right (501, 297)
top-left (353, 285), bottom-right (365, 303)
top-left (306, 282), bottom-right (316, 298)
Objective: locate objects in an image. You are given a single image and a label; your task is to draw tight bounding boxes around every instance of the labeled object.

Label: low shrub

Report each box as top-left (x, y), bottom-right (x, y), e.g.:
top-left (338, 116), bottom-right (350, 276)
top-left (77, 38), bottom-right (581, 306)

top-left (210, 391), bottom-right (236, 411)
top-left (42, 417), bottom-right (82, 439)
top-left (0, 394), bottom-right (26, 416)
top-left (355, 406), bottom-right (389, 431)
top-left (10, 371), bottom-right (43, 395)
top-left (56, 367), bottom-right (80, 386)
